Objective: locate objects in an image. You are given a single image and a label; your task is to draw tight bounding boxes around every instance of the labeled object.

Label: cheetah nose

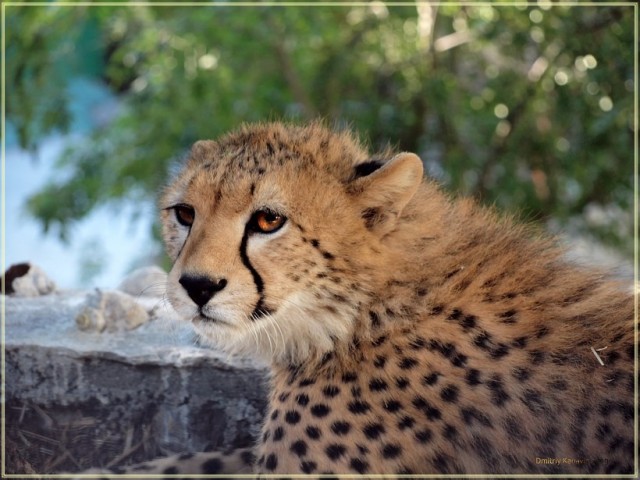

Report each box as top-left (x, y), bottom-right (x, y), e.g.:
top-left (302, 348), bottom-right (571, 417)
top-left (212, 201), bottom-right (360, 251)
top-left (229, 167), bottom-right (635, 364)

top-left (179, 274), bottom-right (228, 307)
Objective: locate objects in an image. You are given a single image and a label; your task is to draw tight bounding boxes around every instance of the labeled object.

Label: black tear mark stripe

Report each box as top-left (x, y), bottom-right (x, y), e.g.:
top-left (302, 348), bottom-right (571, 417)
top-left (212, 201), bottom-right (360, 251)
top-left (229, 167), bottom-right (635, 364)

top-left (174, 220), bottom-right (192, 261)
top-left (239, 228), bottom-right (271, 319)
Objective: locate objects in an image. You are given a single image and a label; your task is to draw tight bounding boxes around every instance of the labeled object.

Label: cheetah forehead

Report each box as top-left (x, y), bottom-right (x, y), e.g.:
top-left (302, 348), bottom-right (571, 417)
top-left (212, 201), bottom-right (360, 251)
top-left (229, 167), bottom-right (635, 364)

top-left (186, 122), bottom-right (391, 183)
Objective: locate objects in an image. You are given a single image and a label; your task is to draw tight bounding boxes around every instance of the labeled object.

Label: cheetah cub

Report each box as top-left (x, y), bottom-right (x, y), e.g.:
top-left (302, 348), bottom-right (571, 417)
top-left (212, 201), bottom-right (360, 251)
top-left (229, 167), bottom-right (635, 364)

top-left (108, 122), bottom-right (638, 476)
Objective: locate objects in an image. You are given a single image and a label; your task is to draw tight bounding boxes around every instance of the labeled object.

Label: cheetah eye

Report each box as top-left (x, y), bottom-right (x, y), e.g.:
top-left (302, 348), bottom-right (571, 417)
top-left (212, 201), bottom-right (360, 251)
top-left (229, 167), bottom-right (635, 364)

top-left (248, 209), bottom-right (287, 234)
top-left (172, 204), bottom-right (195, 227)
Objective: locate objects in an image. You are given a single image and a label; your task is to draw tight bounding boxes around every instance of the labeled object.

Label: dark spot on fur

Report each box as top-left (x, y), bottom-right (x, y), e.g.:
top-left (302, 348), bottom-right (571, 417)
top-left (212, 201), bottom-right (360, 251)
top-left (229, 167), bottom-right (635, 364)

top-left (285, 410), bottom-right (301, 424)
top-left (535, 326), bottom-right (550, 338)
top-left (301, 460), bottom-right (316, 473)
top-left (396, 377), bottom-right (410, 389)
top-left (266, 141), bottom-right (275, 155)
top-left (325, 444), bottom-right (346, 460)
top-left (529, 350), bottom-right (545, 365)
top-left (605, 350), bottom-right (621, 365)
top-left (512, 366), bottom-right (531, 382)
top-left (310, 404), bottom-right (331, 418)
top-left (461, 315), bottom-right (477, 330)
top-left (373, 354), bottom-right (387, 368)
top-left (349, 457), bottom-right (369, 473)
top-left (372, 335), bottom-right (387, 347)
top-left (443, 424), bottom-right (458, 441)
top-left (201, 458), bottom-right (223, 474)
top-left (473, 331), bottom-right (492, 350)
top-left (369, 311), bottom-right (381, 328)
top-left (322, 250), bottom-right (335, 260)
top-left (423, 372), bottom-right (440, 386)
top-left (273, 426), bottom-right (284, 441)
top-left (348, 400), bottom-right (371, 414)
top-left (625, 344), bottom-right (635, 360)
top-left (432, 452), bottom-right (453, 473)
top-left (460, 406), bottom-right (492, 427)
top-left (447, 308), bottom-right (462, 320)
top-left (595, 423), bottom-right (611, 441)
top-left (608, 435), bottom-right (625, 452)
top-left (398, 415), bottom-right (415, 430)
top-left (383, 399), bottom-right (402, 412)
top-left (361, 208), bottom-right (382, 229)
top-left (305, 425), bottom-right (321, 440)
top-left (540, 425), bottom-right (559, 445)
top-left (499, 309), bottom-right (518, 324)
top-left (265, 453), bottom-right (278, 471)
top-left (440, 384), bottom-right (459, 403)
top-left (240, 450), bottom-right (255, 465)
top-left (512, 336), bottom-right (528, 348)
top-left (399, 357), bottom-right (418, 369)
top-left (278, 392), bottom-right (290, 402)
top-left (487, 375), bottom-right (510, 406)
top-left (451, 352), bottom-right (468, 367)
top-left (504, 416), bottom-right (528, 441)
top-left (331, 421), bottom-right (351, 436)
top-left (341, 371), bottom-right (357, 383)
top-left (465, 368), bottom-right (482, 386)
top-left (490, 343), bottom-right (510, 359)
top-left (412, 396), bottom-right (442, 420)
top-left (415, 428), bottom-right (433, 444)
top-left (549, 378), bottom-right (568, 391)
top-left (471, 435), bottom-right (499, 465)
top-left (369, 378), bottom-right (388, 391)
top-left (409, 336), bottom-right (427, 349)
top-left (290, 440), bottom-right (308, 457)
top-left (322, 385), bottom-right (340, 397)
top-left (363, 422), bottom-right (385, 439)
top-left (382, 443), bottom-right (402, 459)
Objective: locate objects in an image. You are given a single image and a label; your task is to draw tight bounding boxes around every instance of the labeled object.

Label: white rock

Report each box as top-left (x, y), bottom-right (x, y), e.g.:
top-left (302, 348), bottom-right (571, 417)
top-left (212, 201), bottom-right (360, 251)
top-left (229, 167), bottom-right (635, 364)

top-left (4, 263), bottom-right (56, 297)
top-left (75, 289), bottom-right (149, 332)
top-left (118, 266), bottom-right (167, 297)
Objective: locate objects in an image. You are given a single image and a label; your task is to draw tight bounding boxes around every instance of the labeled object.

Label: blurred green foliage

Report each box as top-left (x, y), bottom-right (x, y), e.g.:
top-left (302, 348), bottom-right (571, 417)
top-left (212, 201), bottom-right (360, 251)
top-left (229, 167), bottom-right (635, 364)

top-left (6, 3), bottom-right (635, 255)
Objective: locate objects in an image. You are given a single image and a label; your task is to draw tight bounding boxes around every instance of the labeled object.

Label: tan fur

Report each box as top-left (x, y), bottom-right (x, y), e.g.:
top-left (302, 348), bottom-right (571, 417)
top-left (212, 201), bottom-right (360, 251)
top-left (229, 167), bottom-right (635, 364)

top-left (109, 121), bottom-right (635, 476)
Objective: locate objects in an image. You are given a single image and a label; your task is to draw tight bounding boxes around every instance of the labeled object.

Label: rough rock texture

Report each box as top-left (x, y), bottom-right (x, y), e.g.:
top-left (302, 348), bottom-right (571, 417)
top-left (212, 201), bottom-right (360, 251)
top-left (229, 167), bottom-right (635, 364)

top-left (5, 290), bottom-right (268, 474)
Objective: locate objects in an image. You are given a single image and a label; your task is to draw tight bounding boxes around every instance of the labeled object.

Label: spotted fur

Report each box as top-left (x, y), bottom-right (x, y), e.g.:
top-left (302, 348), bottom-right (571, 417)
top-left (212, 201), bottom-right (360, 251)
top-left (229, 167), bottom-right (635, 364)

top-left (84, 122), bottom-right (637, 476)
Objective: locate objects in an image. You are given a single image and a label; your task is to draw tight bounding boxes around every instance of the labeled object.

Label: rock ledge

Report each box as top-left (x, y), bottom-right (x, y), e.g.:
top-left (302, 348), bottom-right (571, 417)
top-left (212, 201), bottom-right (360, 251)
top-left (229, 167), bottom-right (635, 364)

top-left (5, 290), bottom-right (268, 474)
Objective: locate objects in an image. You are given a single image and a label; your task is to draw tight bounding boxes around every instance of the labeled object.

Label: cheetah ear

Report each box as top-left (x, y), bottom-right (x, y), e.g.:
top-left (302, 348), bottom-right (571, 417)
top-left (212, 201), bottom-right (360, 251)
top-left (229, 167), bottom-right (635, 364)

top-left (352, 152), bottom-right (423, 236)
top-left (189, 140), bottom-right (217, 163)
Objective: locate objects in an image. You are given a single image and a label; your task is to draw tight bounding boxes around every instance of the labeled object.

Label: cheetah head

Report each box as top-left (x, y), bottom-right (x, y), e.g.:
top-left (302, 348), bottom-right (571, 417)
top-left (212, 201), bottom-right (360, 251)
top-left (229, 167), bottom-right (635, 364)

top-left (160, 122), bottom-right (423, 365)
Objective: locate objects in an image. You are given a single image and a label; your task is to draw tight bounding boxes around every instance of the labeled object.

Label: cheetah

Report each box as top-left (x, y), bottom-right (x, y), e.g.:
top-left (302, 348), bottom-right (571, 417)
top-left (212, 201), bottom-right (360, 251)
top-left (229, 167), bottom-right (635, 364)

top-left (84, 122), bottom-right (636, 476)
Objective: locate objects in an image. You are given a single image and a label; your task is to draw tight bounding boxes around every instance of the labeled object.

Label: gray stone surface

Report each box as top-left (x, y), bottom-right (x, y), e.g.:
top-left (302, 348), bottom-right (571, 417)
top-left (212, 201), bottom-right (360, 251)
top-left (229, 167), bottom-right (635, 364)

top-left (4, 290), bottom-right (269, 474)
